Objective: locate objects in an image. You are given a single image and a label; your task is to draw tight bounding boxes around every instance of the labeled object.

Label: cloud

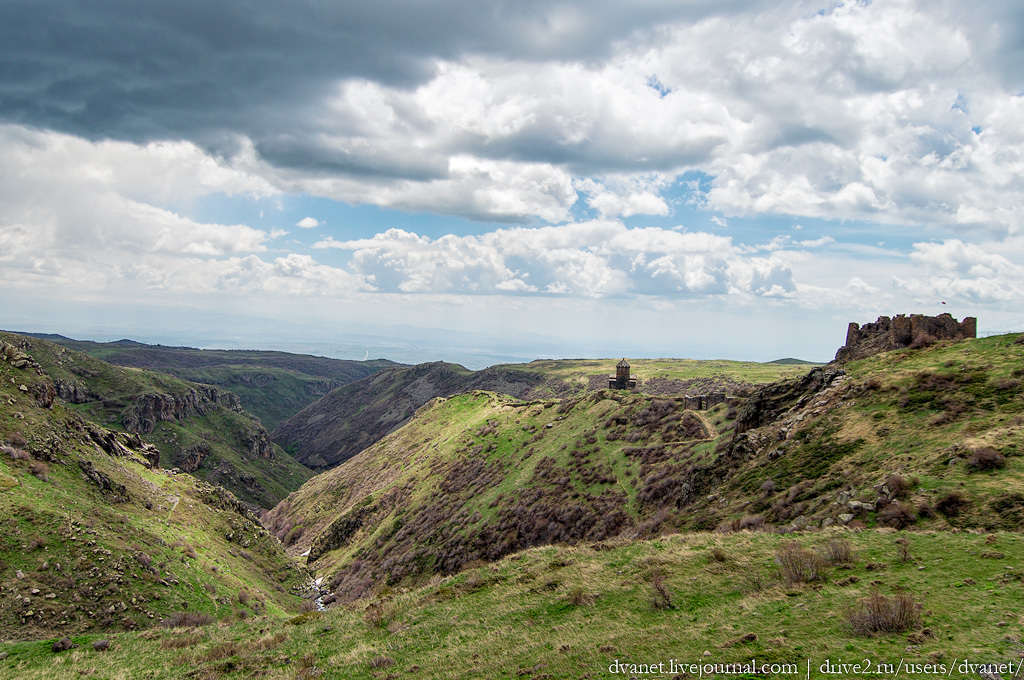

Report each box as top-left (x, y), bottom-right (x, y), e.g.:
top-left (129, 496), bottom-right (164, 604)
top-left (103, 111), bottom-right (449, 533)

top-left (296, 217), bottom-right (320, 228)
top-left (0, 125), bottom-right (277, 288)
top-left (0, 1), bottom-right (1018, 229)
top-left (317, 221), bottom-right (797, 299)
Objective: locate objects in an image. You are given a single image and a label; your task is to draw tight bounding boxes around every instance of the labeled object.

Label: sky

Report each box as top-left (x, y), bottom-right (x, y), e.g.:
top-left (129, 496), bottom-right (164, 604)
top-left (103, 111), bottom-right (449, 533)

top-left (1, 0), bottom-right (1023, 368)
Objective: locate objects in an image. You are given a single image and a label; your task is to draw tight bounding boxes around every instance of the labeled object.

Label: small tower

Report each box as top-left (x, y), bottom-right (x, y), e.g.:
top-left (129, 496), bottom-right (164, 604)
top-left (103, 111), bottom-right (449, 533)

top-left (609, 359), bottom-right (637, 389)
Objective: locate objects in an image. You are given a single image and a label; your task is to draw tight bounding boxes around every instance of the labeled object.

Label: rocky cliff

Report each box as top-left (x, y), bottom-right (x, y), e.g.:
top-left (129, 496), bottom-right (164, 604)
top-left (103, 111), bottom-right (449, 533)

top-left (121, 386), bottom-right (242, 434)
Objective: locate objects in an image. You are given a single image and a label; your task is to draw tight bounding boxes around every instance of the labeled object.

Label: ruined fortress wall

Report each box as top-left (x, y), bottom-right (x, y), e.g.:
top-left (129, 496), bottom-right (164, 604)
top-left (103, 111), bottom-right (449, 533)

top-left (835, 313), bottom-right (976, 363)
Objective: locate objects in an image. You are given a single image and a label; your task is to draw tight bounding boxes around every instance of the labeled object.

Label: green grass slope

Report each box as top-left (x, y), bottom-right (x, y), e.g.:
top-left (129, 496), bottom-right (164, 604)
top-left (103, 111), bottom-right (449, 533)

top-left (269, 334), bottom-right (1024, 606)
top-left (4, 530), bottom-right (1023, 679)
top-left (678, 333), bottom-right (1024, 534)
top-left (0, 333), bottom-right (312, 508)
top-left (29, 335), bottom-right (399, 431)
top-left (0, 343), bottom-right (306, 643)
top-left (273, 357), bottom-right (814, 471)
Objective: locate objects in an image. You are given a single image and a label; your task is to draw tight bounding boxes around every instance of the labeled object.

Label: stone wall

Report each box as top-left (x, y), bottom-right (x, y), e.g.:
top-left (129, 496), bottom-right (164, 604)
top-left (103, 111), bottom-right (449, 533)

top-left (835, 313), bottom-right (976, 363)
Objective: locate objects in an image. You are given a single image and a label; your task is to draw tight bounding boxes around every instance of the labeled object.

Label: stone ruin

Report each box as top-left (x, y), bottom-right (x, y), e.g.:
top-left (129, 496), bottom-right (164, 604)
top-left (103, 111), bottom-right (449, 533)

top-left (683, 393), bottom-right (727, 410)
top-left (834, 313), bottom-right (977, 363)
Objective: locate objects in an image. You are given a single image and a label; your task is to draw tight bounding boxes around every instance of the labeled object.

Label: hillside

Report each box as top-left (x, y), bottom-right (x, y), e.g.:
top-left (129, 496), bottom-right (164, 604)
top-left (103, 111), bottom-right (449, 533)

top-left (30, 335), bottom-right (399, 431)
top-left (0, 333), bottom-right (312, 508)
top-left (6, 530), bottom-right (1022, 678)
top-left (267, 333), bottom-right (1024, 605)
top-left (273, 357), bottom-right (814, 470)
top-left (0, 338), bottom-right (307, 642)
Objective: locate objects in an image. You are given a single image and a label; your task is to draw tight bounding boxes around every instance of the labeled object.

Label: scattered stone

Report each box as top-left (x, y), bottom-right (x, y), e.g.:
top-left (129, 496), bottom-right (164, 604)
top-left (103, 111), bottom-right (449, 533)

top-left (720, 633), bottom-right (757, 648)
top-left (981, 551), bottom-right (1005, 559)
top-left (93, 639), bottom-right (110, 651)
top-left (0, 651), bottom-right (7, 660)
top-left (838, 514), bottom-right (855, 525)
top-left (52, 636), bottom-right (78, 652)
top-left (15, 570), bottom-right (24, 580)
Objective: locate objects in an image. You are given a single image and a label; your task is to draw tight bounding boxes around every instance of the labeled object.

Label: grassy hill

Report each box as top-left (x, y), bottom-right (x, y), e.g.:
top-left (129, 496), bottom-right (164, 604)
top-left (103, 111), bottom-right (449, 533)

top-left (1, 333), bottom-right (313, 508)
top-left (4, 530), bottom-right (1023, 678)
top-left (4, 331), bottom-right (1023, 678)
top-left (267, 334), bottom-right (1024, 604)
top-left (273, 357), bottom-right (815, 471)
top-left (0, 338), bottom-right (306, 643)
top-left (29, 335), bottom-right (399, 431)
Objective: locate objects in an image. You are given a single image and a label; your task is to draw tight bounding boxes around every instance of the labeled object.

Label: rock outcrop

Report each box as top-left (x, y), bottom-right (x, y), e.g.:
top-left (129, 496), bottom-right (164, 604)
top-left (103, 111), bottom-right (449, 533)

top-left (54, 379), bottom-right (91, 404)
top-left (834, 313), bottom-right (976, 363)
top-left (734, 366), bottom-right (844, 434)
top-left (121, 386), bottom-right (242, 434)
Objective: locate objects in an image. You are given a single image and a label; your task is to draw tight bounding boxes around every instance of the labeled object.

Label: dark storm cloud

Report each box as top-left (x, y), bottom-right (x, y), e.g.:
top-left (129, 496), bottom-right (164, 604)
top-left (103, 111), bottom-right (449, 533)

top-left (0, 0), bottom-right (763, 150)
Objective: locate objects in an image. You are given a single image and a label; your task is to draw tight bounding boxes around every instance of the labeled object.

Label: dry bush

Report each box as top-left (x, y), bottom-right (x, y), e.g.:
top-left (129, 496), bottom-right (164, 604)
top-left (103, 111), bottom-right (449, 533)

top-left (776, 541), bottom-right (828, 585)
top-left (203, 641), bottom-right (243, 662)
top-left (885, 475), bottom-right (913, 499)
top-left (160, 612), bottom-right (215, 628)
top-left (821, 539), bottom-right (855, 566)
top-left (297, 599), bottom-right (317, 614)
top-left (846, 589), bottom-right (921, 635)
top-left (28, 461), bottom-right (48, 481)
top-left (364, 601), bottom-right (396, 629)
top-left (237, 590), bottom-right (250, 605)
top-left (878, 502), bottom-right (916, 530)
top-left (158, 633), bottom-right (205, 650)
top-left (896, 537), bottom-right (913, 563)
top-left (252, 632), bottom-right (288, 651)
top-left (709, 547), bottom-right (731, 563)
top-left (760, 479), bottom-right (776, 494)
top-left (916, 501), bottom-right (936, 519)
top-left (935, 492), bottom-right (969, 517)
top-left (3, 445), bottom-right (30, 461)
top-left (967, 447), bottom-right (1006, 472)
top-left (368, 656), bottom-right (395, 669)
top-left (565, 587), bottom-right (594, 607)
top-left (650, 573), bottom-right (674, 610)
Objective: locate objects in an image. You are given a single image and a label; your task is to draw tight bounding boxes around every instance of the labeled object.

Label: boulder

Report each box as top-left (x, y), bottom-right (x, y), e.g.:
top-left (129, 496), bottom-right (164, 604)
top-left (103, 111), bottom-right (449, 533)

top-left (52, 636), bottom-right (78, 652)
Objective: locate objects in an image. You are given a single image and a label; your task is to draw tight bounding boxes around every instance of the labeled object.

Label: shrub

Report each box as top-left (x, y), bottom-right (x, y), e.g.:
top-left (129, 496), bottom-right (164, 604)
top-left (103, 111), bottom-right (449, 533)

top-left (203, 642), bottom-right (243, 662)
top-left (885, 475), bottom-right (913, 499)
top-left (760, 479), bottom-right (776, 494)
top-left (28, 461), bottom-right (48, 481)
top-left (967, 447), bottom-right (1006, 472)
top-left (821, 539), bottom-right (855, 566)
top-left (846, 589), bottom-right (921, 635)
top-left (3, 445), bottom-right (30, 461)
top-left (368, 656), bottom-right (395, 669)
top-left (935, 492), bottom-right (969, 517)
top-left (710, 547), bottom-right (730, 562)
top-left (650, 573), bottom-right (674, 610)
top-left (158, 633), bottom-right (204, 650)
top-left (776, 541), bottom-right (828, 585)
top-left (896, 537), bottom-right (913, 563)
top-left (364, 601), bottom-right (396, 628)
top-left (878, 502), bottom-right (916, 529)
top-left (237, 590), bottom-right (250, 605)
top-left (565, 587), bottom-right (594, 607)
top-left (916, 502), bottom-right (936, 519)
